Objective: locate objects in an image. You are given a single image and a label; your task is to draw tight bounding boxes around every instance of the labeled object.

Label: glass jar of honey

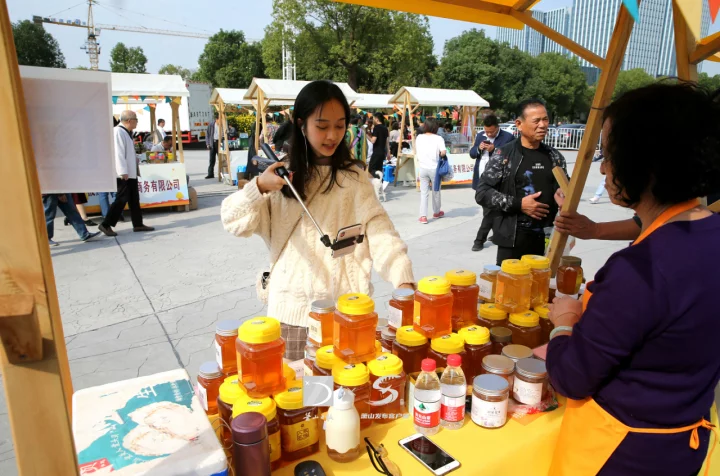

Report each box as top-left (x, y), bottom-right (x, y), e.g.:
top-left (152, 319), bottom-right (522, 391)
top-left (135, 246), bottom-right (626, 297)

top-left (232, 395), bottom-right (282, 470)
top-left (334, 293), bottom-right (378, 364)
top-left (478, 264), bottom-right (501, 303)
top-left (392, 325), bottom-right (429, 375)
top-left (490, 327), bottom-right (513, 355)
top-left (428, 333), bottom-right (467, 372)
top-left (501, 344), bottom-right (533, 364)
top-left (332, 362), bottom-right (372, 429)
top-left (521, 255), bottom-right (551, 308)
top-left (304, 340), bottom-right (319, 377)
top-left (376, 319), bottom-right (388, 342)
top-left (471, 374), bottom-right (510, 429)
top-left (557, 256), bottom-right (584, 295)
top-left (388, 288), bottom-right (415, 330)
top-left (481, 354), bottom-right (515, 387)
top-left (507, 311), bottom-right (542, 349)
top-left (495, 260), bottom-right (532, 313)
top-left (367, 353), bottom-right (406, 423)
top-left (214, 319), bottom-right (242, 376)
top-left (217, 375), bottom-right (246, 446)
top-left (283, 363), bottom-right (297, 383)
top-left (414, 276), bottom-right (454, 339)
top-left (308, 299), bottom-right (335, 347)
top-left (380, 327), bottom-right (396, 354)
top-left (477, 303), bottom-right (509, 329)
top-left (274, 381), bottom-right (320, 462)
top-left (534, 305), bottom-right (553, 345)
top-left (445, 269), bottom-right (479, 332)
top-left (459, 326), bottom-right (492, 385)
top-left (513, 358), bottom-right (548, 405)
top-left (197, 361), bottom-right (224, 415)
top-left (236, 317), bottom-right (286, 398)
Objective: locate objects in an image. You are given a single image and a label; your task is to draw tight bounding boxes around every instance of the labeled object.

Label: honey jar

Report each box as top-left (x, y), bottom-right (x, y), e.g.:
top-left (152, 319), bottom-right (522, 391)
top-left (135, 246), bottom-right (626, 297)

top-left (478, 264), bottom-right (501, 303)
top-left (197, 361), bottom-right (224, 415)
top-left (392, 325), bottom-right (430, 375)
top-left (380, 326), bottom-right (397, 354)
top-left (312, 345), bottom-right (338, 377)
top-left (534, 305), bottom-right (553, 345)
top-left (477, 303), bottom-right (509, 329)
top-left (217, 375), bottom-right (246, 446)
top-left (501, 344), bottom-right (533, 364)
top-left (471, 374), bottom-right (510, 429)
top-left (513, 358), bottom-right (548, 405)
top-left (507, 311), bottom-right (542, 349)
top-left (367, 353), bottom-right (406, 423)
top-left (428, 333), bottom-right (467, 374)
top-left (334, 294), bottom-right (378, 364)
top-left (414, 276), bottom-right (454, 339)
top-left (232, 395), bottom-right (282, 470)
top-left (214, 319), bottom-right (242, 376)
top-left (459, 326), bottom-right (493, 385)
top-left (521, 255), bottom-right (551, 308)
top-left (481, 354), bottom-right (515, 387)
top-left (490, 327), bottom-right (513, 355)
top-left (495, 260), bottom-right (532, 313)
top-left (332, 362), bottom-right (372, 429)
top-left (236, 317), bottom-right (286, 398)
top-left (445, 269), bottom-right (480, 332)
top-left (388, 288), bottom-right (415, 330)
top-left (308, 299), bottom-right (336, 347)
top-left (274, 381), bottom-right (320, 462)
top-left (557, 256), bottom-right (584, 295)
top-left (304, 340), bottom-right (319, 377)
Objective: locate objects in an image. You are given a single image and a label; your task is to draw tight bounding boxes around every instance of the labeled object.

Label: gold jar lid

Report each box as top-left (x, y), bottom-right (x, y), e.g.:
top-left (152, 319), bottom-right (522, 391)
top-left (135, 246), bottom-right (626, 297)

top-left (501, 344), bottom-right (533, 363)
top-left (515, 358), bottom-right (547, 379)
top-left (481, 354), bottom-right (515, 375)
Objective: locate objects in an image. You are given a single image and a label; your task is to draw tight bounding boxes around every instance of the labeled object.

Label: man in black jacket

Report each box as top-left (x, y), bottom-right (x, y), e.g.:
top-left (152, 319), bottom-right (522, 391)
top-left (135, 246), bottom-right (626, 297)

top-left (475, 99), bottom-right (567, 265)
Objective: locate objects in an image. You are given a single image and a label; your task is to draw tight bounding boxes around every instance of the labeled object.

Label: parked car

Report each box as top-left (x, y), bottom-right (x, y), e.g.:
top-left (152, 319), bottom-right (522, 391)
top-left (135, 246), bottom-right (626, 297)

top-left (500, 123), bottom-right (519, 136)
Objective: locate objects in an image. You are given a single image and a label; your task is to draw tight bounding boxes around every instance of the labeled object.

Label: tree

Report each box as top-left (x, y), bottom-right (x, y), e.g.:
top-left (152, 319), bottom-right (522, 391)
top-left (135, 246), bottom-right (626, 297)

top-left (110, 43), bottom-right (147, 73)
top-left (12, 20), bottom-right (66, 68)
top-left (158, 64), bottom-right (194, 80)
top-left (528, 53), bottom-right (588, 121)
top-left (698, 72), bottom-right (720, 92)
top-left (613, 68), bottom-right (655, 99)
top-left (196, 30), bottom-right (265, 88)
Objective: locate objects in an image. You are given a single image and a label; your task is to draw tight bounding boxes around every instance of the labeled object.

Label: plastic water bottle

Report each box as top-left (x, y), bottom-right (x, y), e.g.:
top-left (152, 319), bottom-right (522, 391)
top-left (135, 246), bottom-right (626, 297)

top-left (440, 354), bottom-right (467, 430)
top-left (413, 358), bottom-right (442, 436)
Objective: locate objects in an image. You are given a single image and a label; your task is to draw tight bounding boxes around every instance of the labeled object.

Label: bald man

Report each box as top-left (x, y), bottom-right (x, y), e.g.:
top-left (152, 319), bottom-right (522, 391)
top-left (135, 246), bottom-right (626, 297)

top-left (99, 110), bottom-right (154, 236)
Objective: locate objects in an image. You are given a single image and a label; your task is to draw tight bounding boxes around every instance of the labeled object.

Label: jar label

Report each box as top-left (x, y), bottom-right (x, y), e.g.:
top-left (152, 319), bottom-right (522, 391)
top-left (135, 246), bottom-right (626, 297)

top-left (214, 339), bottom-right (223, 371)
top-left (440, 394), bottom-right (466, 422)
top-left (197, 384), bottom-right (208, 412)
top-left (413, 302), bottom-right (421, 325)
top-left (304, 364), bottom-right (313, 377)
top-left (479, 280), bottom-right (493, 300)
top-left (269, 430), bottom-right (282, 462)
top-left (388, 306), bottom-right (403, 329)
top-left (471, 394), bottom-right (507, 428)
top-left (413, 397), bottom-right (440, 428)
top-left (280, 415), bottom-right (319, 453)
top-left (308, 319), bottom-right (322, 344)
top-left (513, 378), bottom-right (544, 405)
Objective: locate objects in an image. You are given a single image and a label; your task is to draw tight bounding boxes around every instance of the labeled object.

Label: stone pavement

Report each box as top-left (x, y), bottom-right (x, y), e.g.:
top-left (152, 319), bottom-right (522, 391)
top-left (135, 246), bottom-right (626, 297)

top-left (0, 149), bottom-right (634, 473)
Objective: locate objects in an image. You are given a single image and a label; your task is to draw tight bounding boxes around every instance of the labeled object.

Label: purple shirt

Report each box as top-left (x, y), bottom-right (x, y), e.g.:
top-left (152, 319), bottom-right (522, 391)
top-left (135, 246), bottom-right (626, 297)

top-left (548, 215), bottom-right (720, 475)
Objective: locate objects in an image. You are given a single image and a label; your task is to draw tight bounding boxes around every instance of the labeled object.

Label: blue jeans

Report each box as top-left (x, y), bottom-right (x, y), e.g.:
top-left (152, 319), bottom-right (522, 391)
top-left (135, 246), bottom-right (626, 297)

top-left (594, 181), bottom-right (605, 198)
top-left (44, 194), bottom-right (90, 241)
top-left (98, 192), bottom-right (116, 218)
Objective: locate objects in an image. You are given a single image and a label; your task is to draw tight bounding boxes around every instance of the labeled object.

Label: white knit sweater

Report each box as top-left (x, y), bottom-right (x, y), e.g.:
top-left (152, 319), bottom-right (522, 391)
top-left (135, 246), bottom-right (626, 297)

top-left (221, 165), bottom-right (415, 327)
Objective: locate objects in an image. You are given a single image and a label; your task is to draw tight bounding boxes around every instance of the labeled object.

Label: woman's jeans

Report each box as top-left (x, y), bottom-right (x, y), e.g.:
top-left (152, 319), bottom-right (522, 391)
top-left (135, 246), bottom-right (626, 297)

top-left (98, 192), bottom-right (116, 217)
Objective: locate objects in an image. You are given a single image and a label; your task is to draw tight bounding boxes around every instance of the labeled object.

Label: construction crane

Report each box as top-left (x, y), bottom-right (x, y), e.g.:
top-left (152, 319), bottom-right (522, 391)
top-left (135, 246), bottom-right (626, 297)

top-left (33, 0), bottom-right (211, 70)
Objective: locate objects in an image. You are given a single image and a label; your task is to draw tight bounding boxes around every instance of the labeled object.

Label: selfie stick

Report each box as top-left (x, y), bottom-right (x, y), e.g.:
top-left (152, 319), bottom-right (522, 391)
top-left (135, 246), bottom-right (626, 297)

top-left (260, 143), bottom-right (332, 248)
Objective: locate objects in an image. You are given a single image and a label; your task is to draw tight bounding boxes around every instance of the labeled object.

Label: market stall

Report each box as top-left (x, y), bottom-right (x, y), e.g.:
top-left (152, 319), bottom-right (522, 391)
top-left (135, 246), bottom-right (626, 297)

top-left (388, 86), bottom-right (490, 185)
top-left (210, 87), bottom-right (252, 183)
top-left (352, 93), bottom-right (394, 162)
top-left (107, 72), bottom-right (190, 211)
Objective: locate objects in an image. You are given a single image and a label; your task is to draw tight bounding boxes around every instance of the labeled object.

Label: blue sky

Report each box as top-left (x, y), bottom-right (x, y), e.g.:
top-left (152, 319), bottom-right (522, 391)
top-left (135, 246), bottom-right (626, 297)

top-left (8, 0), bottom-right (719, 76)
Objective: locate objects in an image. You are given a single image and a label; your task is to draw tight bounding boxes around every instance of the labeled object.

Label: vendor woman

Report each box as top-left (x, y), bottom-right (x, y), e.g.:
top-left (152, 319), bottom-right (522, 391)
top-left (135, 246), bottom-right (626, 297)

top-left (547, 83), bottom-right (720, 475)
top-left (221, 80), bottom-right (415, 360)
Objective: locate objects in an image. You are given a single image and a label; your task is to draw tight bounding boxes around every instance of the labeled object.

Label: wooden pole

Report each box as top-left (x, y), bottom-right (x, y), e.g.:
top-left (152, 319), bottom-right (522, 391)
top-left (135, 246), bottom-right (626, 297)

top-left (170, 100), bottom-right (178, 160)
top-left (0, 0), bottom-right (78, 472)
top-left (254, 89), bottom-right (263, 154)
top-left (149, 105), bottom-right (156, 138)
top-left (175, 99), bottom-right (185, 164)
top-left (690, 32), bottom-right (720, 64)
top-left (546, 5), bottom-right (638, 273)
top-left (672, 0), bottom-right (698, 82)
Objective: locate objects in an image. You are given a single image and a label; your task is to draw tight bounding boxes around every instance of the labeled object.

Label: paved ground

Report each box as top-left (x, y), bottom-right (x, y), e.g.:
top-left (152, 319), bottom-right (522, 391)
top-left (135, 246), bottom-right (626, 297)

top-left (0, 148), bottom-right (635, 473)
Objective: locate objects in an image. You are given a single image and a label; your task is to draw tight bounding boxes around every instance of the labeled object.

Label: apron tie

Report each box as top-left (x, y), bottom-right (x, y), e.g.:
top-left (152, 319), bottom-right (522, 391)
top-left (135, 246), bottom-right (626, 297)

top-left (693, 420), bottom-right (718, 476)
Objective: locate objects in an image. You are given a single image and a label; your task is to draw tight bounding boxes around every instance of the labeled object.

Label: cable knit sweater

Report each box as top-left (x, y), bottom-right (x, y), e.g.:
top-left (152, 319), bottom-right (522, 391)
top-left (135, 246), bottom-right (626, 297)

top-left (221, 165), bottom-right (415, 327)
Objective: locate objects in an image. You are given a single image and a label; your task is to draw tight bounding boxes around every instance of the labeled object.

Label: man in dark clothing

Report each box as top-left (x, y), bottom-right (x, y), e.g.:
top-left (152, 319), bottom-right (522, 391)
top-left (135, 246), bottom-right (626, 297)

top-left (368, 112), bottom-right (389, 176)
top-left (205, 114), bottom-right (219, 179)
top-left (475, 99), bottom-right (567, 265)
top-left (470, 114), bottom-right (515, 251)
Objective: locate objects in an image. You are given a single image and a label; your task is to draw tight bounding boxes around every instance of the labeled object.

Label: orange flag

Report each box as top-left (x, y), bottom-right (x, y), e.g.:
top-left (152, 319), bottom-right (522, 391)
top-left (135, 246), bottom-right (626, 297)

top-left (710, 0), bottom-right (719, 22)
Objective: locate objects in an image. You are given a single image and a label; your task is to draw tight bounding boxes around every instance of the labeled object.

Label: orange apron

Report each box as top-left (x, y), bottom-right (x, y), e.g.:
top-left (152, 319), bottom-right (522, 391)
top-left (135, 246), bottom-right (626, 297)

top-left (550, 200), bottom-right (719, 476)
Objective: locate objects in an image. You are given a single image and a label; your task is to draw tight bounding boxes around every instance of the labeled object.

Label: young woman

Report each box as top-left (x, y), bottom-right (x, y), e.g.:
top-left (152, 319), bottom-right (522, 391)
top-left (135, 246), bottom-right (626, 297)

top-left (221, 81), bottom-right (415, 360)
top-left (389, 121), bottom-right (401, 158)
top-left (415, 117), bottom-right (447, 224)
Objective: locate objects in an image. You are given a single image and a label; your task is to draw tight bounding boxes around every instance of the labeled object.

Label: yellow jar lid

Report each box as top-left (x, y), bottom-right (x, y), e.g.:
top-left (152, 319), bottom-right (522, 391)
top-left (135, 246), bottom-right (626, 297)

top-left (395, 326), bottom-right (428, 346)
top-left (273, 381), bottom-right (304, 410)
top-left (337, 293), bottom-right (375, 315)
top-left (478, 303), bottom-right (508, 321)
top-left (224, 374), bottom-right (240, 386)
top-left (430, 333), bottom-right (464, 354)
top-left (459, 326), bottom-right (490, 345)
top-left (534, 305), bottom-right (550, 319)
top-left (445, 269), bottom-right (477, 287)
top-left (367, 353), bottom-right (404, 377)
top-left (238, 317), bottom-right (281, 344)
top-left (509, 311), bottom-right (540, 327)
top-left (500, 259), bottom-right (531, 275)
top-left (521, 255), bottom-right (550, 270)
top-left (232, 395), bottom-right (277, 421)
top-left (418, 276), bottom-right (451, 295)
top-left (283, 363), bottom-right (295, 382)
top-left (316, 345), bottom-right (338, 369)
top-left (332, 362), bottom-right (369, 387)
top-left (219, 379), bottom-right (246, 404)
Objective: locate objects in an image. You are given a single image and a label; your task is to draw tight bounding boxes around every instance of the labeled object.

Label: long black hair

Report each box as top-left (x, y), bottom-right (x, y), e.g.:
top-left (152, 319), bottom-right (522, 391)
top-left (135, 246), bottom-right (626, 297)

top-left (282, 80), bottom-right (361, 200)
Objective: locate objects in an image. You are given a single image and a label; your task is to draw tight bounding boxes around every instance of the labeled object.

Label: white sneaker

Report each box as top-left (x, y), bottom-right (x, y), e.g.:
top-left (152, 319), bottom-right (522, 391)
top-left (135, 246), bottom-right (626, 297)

top-left (589, 196), bottom-right (600, 204)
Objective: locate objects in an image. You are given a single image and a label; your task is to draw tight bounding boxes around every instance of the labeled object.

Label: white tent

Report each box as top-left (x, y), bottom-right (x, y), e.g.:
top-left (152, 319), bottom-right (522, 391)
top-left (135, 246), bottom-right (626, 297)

top-left (354, 93), bottom-right (394, 109)
top-left (389, 86), bottom-right (489, 108)
top-left (244, 78), bottom-right (360, 106)
top-left (111, 73), bottom-right (189, 103)
top-left (210, 88), bottom-right (252, 107)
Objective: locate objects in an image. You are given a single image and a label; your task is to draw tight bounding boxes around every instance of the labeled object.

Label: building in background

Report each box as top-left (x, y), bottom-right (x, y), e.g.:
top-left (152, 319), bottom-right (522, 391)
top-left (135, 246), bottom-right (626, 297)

top-left (544, 7), bottom-right (572, 56)
top-left (496, 10), bottom-right (546, 56)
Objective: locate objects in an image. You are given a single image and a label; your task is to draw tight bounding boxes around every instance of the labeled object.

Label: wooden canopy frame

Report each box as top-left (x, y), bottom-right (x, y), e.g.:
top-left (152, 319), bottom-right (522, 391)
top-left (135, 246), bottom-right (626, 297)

top-left (2, 0), bottom-right (720, 474)
top-left (210, 88), bottom-right (252, 182)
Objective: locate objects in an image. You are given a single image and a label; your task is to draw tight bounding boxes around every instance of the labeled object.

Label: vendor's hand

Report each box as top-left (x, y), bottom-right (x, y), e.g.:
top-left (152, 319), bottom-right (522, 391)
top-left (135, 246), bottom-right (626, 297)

top-left (257, 162), bottom-right (291, 194)
top-left (554, 188), bottom-right (565, 208)
top-left (548, 296), bottom-right (583, 328)
top-left (121, 174), bottom-right (129, 181)
top-left (554, 211), bottom-right (598, 240)
top-left (521, 192), bottom-right (549, 220)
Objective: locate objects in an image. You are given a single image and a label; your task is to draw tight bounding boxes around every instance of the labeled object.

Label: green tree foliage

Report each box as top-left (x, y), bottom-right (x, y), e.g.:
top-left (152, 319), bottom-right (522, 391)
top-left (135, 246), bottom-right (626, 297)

top-left (612, 68), bottom-right (655, 100)
top-left (196, 30), bottom-right (265, 88)
top-left (110, 43), bottom-right (148, 73)
top-left (158, 64), bottom-right (194, 80)
top-left (262, 0), bottom-right (436, 92)
top-left (12, 20), bottom-right (66, 68)
top-left (698, 72), bottom-right (720, 92)
top-left (528, 53), bottom-right (588, 120)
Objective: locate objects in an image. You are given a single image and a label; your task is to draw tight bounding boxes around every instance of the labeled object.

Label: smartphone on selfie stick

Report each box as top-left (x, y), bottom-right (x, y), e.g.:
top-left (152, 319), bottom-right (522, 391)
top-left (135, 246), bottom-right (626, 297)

top-left (260, 143), bottom-right (364, 258)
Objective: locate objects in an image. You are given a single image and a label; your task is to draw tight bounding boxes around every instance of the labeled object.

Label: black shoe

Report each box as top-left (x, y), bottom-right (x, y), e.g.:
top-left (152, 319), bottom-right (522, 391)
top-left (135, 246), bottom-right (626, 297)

top-left (82, 231), bottom-right (101, 242)
top-left (472, 242), bottom-right (484, 252)
top-left (84, 219), bottom-right (97, 226)
top-left (205, 175), bottom-right (215, 179)
top-left (64, 218), bottom-right (69, 226)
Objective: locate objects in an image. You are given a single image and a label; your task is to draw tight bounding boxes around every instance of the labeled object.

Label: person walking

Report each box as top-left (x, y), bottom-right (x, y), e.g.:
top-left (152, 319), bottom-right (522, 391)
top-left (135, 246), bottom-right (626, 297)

top-left (44, 194), bottom-right (101, 246)
top-left (368, 112), bottom-right (388, 176)
top-left (151, 119), bottom-right (166, 144)
top-left (389, 121), bottom-right (401, 158)
top-left (98, 110), bottom-right (155, 236)
top-left (206, 114), bottom-right (219, 179)
top-left (469, 114), bottom-right (514, 251)
top-left (416, 117), bottom-right (447, 224)
top-left (589, 147), bottom-right (605, 204)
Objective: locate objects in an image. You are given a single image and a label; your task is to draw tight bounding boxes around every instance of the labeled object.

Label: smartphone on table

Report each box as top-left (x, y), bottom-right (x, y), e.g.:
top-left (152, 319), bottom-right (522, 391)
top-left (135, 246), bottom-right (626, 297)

top-left (398, 433), bottom-right (460, 475)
